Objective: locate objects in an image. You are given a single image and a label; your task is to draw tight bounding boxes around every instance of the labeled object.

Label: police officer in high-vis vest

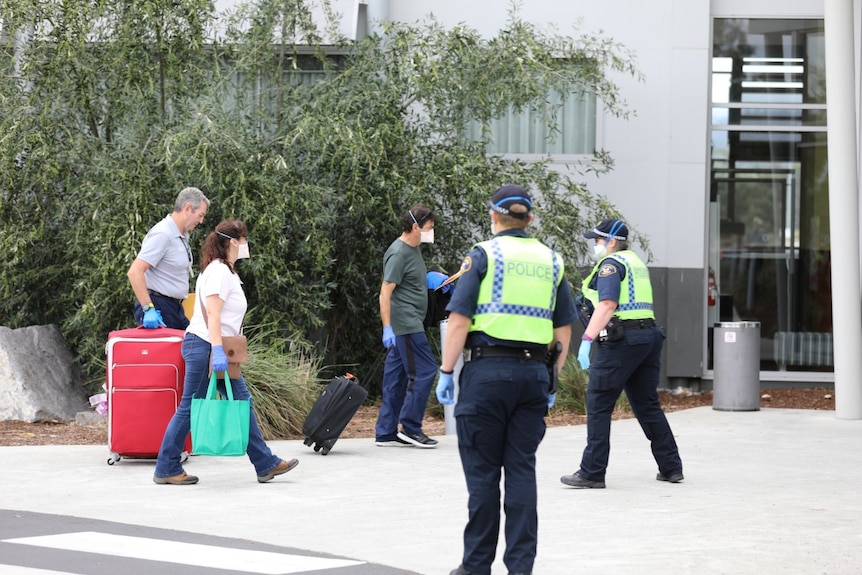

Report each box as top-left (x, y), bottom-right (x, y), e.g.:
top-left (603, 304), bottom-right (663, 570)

top-left (437, 185), bottom-right (575, 575)
top-left (561, 219), bottom-right (684, 489)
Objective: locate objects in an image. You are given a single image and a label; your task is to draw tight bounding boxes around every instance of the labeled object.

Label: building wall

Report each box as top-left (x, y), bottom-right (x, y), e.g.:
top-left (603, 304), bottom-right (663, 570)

top-left (217, 0), bottom-right (859, 386)
top-left (380, 0), bottom-right (712, 383)
top-left (379, 1), bottom-right (862, 389)
top-left (381, 1), bottom-right (711, 270)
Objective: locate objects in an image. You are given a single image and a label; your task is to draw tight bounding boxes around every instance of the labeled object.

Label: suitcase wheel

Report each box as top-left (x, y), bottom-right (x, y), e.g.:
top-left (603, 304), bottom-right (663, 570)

top-left (180, 451), bottom-right (189, 463)
top-left (316, 438), bottom-right (336, 455)
top-left (107, 452), bottom-right (120, 465)
top-left (303, 438), bottom-right (313, 447)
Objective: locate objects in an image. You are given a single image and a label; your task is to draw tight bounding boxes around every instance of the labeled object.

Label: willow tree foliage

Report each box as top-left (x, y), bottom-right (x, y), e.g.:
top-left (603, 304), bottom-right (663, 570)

top-left (0, 0), bottom-right (639, 385)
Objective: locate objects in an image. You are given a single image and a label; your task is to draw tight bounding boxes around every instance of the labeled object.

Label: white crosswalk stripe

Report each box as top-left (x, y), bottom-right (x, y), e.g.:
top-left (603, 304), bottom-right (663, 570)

top-left (3, 532), bottom-right (364, 574)
top-left (0, 567), bottom-right (78, 575)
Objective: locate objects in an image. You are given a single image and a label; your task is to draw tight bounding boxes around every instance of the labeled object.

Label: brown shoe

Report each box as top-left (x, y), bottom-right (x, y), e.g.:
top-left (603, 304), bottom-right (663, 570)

top-left (153, 472), bottom-right (198, 485)
top-left (257, 458), bottom-right (299, 483)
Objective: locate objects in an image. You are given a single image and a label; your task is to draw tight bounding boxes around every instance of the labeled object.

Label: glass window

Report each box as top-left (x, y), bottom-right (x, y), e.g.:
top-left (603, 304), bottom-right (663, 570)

top-left (708, 19), bottom-right (831, 374)
top-left (465, 89), bottom-right (597, 155)
top-left (712, 19), bottom-right (826, 105)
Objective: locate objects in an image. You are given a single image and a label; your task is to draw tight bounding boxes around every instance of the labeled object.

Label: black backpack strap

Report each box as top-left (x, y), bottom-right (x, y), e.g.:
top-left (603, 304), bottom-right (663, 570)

top-left (404, 333), bottom-right (416, 392)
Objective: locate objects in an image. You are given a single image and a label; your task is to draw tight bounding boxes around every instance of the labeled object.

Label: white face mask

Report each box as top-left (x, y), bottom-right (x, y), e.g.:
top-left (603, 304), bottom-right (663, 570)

top-left (591, 242), bottom-right (607, 261)
top-left (490, 216), bottom-right (498, 235)
top-left (237, 242), bottom-right (250, 260)
top-left (420, 228), bottom-right (435, 244)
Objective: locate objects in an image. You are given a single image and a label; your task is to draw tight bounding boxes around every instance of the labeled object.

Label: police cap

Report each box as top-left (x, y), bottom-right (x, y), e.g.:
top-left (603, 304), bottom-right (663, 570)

top-left (488, 184), bottom-right (533, 219)
top-left (584, 219), bottom-right (629, 241)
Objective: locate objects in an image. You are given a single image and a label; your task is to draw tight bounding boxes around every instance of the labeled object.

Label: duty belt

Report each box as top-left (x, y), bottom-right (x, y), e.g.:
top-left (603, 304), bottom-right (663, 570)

top-left (466, 346), bottom-right (547, 363)
top-left (619, 318), bottom-right (657, 330)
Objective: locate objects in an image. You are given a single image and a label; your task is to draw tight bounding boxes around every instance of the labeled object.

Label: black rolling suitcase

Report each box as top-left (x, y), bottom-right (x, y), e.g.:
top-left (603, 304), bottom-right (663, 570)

top-left (302, 373), bottom-right (368, 455)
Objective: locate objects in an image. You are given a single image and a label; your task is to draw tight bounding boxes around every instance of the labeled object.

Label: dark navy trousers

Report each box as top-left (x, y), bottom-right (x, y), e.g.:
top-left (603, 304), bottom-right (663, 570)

top-left (454, 357), bottom-right (549, 575)
top-left (579, 325), bottom-right (683, 481)
top-left (134, 293), bottom-right (189, 330)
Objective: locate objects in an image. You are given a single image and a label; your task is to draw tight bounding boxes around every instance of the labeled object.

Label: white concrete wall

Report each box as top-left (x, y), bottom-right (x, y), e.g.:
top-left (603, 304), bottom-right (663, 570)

top-left (381, 0), bottom-right (711, 270)
top-left (711, 0), bottom-right (823, 17)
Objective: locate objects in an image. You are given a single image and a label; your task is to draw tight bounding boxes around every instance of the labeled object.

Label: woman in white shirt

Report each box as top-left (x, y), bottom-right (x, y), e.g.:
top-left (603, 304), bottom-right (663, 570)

top-left (153, 219), bottom-right (299, 485)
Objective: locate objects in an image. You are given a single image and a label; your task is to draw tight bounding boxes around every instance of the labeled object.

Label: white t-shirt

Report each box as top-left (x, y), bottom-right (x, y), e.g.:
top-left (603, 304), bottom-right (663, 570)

top-left (187, 259), bottom-right (247, 342)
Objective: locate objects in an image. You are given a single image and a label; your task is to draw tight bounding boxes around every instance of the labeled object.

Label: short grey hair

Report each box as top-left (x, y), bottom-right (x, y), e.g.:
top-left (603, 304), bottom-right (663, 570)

top-left (174, 187), bottom-right (210, 212)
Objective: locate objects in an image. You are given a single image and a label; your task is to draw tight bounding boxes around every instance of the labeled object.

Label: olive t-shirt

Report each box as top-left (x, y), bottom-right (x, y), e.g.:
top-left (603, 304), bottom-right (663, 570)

top-left (383, 239), bottom-right (427, 335)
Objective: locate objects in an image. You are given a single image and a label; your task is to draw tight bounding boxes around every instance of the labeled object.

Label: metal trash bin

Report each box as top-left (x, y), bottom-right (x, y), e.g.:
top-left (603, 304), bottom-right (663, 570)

top-left (438, 319), bottom-right (464, 434)
top-left (713, 321), bottom-right (761, 411)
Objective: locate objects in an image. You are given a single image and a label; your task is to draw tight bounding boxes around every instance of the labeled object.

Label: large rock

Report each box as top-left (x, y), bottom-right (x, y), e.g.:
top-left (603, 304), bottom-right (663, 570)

top-left (0, 325), bottom-right (88, 422)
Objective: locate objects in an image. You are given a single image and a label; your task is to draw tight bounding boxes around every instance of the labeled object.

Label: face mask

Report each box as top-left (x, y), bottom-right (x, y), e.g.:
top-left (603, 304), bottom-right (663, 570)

top-left (490, 216), bottom-right (498, 236)
top-left (591, 242), bottom-right (607, 261)
top-left (237, 242), bottom-right (250, 260)
top-left (420, 229), bottom-right (434, 244)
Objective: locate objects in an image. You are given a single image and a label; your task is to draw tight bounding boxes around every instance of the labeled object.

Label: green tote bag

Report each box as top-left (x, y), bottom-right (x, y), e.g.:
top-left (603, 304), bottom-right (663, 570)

top-left (190, 372), bottom-right (250, 456)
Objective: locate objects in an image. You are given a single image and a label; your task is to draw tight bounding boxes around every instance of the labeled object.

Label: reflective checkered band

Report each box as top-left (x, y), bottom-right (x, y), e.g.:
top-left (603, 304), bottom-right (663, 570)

top-left (475, 302), bottom-right (555, 320)
top-left (590, 228), bottom-right (627, 241)
top-left (489, 239), bottom-right (506, 301)
top-left (549, 249), bottom-right (561, 310)
top-left (618, 302), bottom-right (653, 311)
top-left (609, 253), bottom-right (653, 312)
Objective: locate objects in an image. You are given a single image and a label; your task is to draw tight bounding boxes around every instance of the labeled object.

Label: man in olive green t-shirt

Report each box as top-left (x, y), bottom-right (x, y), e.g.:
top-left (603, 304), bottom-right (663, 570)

top-left (376, 204), bottom-right (439, 448)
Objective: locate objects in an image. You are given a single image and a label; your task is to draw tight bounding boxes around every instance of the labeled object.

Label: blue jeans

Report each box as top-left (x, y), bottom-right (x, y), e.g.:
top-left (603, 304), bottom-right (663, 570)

top-left (154, 333), bottom-right (282, 478)
top-left (375, 331), bottom-right (436, 440)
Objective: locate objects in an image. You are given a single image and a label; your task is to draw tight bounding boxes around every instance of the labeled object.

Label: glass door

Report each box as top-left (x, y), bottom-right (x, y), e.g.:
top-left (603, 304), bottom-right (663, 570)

top-left (709, 18), bottom-right (831, 373)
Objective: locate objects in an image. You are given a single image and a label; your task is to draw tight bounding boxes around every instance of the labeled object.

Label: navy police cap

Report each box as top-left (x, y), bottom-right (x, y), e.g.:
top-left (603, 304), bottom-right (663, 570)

top-left (584, 219), bottom-right (629, 241)
top-left (488, 184), bottom-right (533, 219)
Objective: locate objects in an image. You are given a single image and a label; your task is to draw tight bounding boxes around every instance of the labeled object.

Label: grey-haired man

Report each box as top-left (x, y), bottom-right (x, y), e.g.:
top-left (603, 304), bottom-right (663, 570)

top-left (127, 187), bottom-right (210, 330)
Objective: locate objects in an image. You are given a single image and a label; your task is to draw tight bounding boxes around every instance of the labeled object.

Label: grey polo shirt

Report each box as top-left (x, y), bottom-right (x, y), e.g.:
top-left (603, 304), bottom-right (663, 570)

top-left (137, 215), bottom-right (192, 300)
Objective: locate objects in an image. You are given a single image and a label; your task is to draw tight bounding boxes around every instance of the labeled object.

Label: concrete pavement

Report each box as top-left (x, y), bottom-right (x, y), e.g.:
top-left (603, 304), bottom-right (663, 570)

top-left (1, 406), bottom-right (861, 574)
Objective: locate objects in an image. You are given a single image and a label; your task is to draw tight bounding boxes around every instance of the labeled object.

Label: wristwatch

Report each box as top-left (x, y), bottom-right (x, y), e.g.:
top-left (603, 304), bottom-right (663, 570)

top-left (142, 302), bottom-right (155, 311)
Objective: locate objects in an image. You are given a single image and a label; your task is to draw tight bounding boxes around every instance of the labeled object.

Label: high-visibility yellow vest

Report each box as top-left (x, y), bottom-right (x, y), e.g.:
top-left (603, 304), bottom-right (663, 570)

top-left (581, 250), bottom-right (654, 320)
top-left (469, 236), bottom-right (563, 344)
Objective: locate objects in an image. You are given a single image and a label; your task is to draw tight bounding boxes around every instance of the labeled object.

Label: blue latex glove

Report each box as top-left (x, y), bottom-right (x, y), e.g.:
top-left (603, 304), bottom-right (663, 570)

top-left (382, 326), bottom-right (396, 349)
top-left (547, 393), bottom-right (557, 409)
top-left (143, 306), bottom-right (166, 329)
top-left (211, 345), bottom-right (228, 372)
top-left (426, 271), bottom-right (452, 294)
top-left (436, 371), bottom-right (455, 405)
top-left (577, 339), bottom-right (592, 370)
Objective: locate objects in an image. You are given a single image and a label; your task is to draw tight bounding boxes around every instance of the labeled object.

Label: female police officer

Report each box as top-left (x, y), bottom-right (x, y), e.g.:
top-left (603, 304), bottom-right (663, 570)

top-left (436, 184), bottom-right (575, 575)
top-left (561, 218), bottom-right (684, 489)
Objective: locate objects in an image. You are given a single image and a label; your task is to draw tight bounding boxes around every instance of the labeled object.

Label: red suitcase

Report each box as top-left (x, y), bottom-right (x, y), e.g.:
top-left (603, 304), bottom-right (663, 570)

top-left (105, 327), bottom-right (191, 464)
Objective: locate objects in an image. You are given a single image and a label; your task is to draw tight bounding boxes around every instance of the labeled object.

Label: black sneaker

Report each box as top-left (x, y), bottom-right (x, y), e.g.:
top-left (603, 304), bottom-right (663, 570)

top-left (656, 472), bottom-right (685, 483)
top-left (375, 436), bottom-right (411, 447)
top-left (560, 471), bottom-right (606, 489)
top-left (397, 429), bottom-right (438, 448)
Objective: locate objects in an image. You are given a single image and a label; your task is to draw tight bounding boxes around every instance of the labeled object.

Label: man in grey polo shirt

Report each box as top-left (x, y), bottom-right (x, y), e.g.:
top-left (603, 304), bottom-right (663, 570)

top-left (127, 187), bottom-right (210, 329)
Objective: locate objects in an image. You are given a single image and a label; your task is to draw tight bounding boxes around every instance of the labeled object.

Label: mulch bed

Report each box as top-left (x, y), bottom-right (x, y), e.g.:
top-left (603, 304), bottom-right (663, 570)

top-left (0, 388), bottom-right (835, 447)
